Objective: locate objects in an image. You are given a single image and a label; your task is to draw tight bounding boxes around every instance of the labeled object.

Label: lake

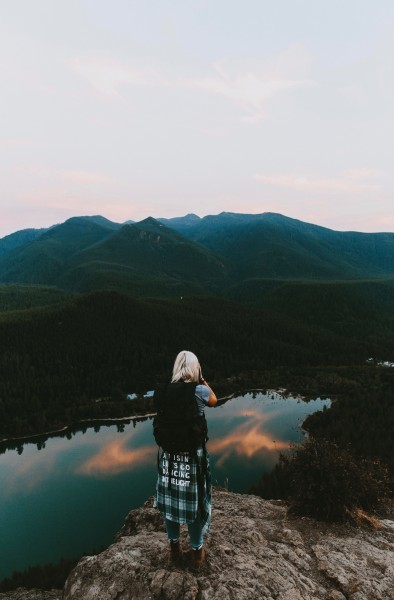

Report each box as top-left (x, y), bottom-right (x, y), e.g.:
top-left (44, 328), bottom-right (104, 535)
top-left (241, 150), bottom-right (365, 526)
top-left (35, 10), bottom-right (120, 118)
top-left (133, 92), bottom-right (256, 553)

top-left (0, 391), bottom-right (330, 579)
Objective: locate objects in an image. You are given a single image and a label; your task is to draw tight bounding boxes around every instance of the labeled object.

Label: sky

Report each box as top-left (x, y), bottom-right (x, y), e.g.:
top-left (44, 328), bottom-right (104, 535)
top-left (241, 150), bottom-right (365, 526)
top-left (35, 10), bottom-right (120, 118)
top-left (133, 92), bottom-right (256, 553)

top-left (1, 0), bottom-right (394, 237)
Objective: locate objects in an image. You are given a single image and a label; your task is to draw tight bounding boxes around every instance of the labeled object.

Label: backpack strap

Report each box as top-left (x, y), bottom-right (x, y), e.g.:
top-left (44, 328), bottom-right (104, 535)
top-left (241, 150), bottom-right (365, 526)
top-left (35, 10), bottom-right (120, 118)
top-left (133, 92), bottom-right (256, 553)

top-left (196, 441), bottom-right (209, 519)
top-left (168, 452), bottom-right (173, 490)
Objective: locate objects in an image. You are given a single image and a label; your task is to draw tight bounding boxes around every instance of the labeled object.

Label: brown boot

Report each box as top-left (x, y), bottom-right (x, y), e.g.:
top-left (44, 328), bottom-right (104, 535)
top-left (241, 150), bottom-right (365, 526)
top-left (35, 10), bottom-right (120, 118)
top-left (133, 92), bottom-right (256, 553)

top-left (191, 546), bottom-right (205, 569)
top-left (168, 540), bottom-right (183, 565)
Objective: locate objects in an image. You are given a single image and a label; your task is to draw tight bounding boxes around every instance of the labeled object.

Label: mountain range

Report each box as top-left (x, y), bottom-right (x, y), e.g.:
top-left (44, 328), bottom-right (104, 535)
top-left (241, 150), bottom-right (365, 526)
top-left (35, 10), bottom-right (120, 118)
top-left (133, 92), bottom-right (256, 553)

top-left (0, 212), bottom-right (393, 297)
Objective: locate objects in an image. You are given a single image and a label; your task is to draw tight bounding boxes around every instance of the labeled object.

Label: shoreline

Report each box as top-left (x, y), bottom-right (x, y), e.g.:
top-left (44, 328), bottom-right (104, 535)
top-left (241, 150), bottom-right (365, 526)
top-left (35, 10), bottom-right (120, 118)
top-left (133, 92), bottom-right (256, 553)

top-left (0, 412), bottom-right (158, 446)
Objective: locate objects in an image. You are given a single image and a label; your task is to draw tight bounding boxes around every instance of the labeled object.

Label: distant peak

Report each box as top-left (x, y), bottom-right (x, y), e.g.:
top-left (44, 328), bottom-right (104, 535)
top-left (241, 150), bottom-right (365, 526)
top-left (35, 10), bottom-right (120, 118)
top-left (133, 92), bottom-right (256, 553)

top-left (137, 216), bottom-right (160, 226)
top-left (157, 214), bottom-right (201, 225)
top-left (64, 215), bottom-right (117, 226)
top-left (184, 213), bottom-right (200, 220)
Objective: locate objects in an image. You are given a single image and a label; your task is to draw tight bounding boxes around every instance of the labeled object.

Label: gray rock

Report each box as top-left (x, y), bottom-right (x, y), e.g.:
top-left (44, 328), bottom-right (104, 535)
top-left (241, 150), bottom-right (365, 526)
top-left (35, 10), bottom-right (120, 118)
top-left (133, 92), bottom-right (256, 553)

top-left (57, 490), bottom-right (394, 600)
top-left (0, 589), bottom-right (61, 600)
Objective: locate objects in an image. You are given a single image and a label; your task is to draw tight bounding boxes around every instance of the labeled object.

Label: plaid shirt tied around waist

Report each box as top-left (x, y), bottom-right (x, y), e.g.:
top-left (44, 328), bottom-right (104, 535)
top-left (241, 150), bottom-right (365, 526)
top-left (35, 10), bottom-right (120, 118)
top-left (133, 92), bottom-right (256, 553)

top-left (155, 447), bottom-right (212, 531)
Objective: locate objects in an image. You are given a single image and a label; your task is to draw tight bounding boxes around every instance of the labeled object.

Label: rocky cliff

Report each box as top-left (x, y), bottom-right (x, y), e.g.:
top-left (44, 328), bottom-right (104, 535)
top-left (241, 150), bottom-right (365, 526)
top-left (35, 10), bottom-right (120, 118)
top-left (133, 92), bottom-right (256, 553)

top-left (3, 489), bottom-right (394, 600)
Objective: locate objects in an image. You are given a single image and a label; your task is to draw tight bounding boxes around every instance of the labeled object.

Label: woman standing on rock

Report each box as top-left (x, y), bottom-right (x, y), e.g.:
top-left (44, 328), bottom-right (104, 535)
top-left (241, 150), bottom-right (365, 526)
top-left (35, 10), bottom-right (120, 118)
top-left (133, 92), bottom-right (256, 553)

top-left (153, 350), bottom-right (217, 568)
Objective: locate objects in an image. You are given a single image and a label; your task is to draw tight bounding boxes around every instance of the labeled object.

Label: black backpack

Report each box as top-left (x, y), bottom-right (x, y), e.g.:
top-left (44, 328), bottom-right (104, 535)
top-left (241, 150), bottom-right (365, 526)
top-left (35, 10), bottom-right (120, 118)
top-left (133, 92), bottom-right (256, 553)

top-left (153, 382), bottom-right (208, 453)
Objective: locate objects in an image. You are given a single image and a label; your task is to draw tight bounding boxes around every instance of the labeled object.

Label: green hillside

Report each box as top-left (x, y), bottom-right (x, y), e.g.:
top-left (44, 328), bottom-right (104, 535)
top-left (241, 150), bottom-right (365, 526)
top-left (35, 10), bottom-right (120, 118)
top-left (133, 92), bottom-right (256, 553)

top-left (0, 216), bottom-right (120, 285)
top-left (168, 212), bottom-right (394, 280)
top-left (55, 218), bottom-right (231, 294)
top-left (0, 217), bottom-right (230, 295)
top-left (0, 227), bottom-right (48, 256)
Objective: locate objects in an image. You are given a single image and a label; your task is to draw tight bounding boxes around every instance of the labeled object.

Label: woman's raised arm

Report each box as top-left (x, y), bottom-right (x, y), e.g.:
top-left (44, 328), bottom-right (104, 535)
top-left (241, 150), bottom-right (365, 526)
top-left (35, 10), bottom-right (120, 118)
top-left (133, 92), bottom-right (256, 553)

top-left (201, 378), bottom-right (217, 406)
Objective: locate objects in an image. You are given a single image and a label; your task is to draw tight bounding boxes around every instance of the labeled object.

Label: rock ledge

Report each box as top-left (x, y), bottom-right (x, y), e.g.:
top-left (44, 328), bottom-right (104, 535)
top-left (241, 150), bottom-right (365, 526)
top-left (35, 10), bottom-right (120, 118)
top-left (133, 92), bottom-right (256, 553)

top-left (61, 490), bottom-right (394, 600)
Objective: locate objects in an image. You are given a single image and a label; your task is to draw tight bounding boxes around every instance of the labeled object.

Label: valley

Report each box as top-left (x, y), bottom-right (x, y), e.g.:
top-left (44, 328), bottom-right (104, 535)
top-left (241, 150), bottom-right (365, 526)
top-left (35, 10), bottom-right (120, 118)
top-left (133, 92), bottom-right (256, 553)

top-left (0, 211), bottom-right (393, 592)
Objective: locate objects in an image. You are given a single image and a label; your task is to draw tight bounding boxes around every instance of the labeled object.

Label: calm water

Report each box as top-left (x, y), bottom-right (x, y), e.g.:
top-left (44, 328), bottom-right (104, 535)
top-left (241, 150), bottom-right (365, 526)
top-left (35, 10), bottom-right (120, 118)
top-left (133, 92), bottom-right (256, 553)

top-left (0, 391), bottom-right (330, 579)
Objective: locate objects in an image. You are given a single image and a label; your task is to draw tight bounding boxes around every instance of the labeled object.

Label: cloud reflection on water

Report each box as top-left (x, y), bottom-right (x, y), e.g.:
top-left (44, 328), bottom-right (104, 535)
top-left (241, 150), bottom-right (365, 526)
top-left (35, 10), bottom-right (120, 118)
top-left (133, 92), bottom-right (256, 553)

top-left (208, 407), bottom-right (289, 467)
top-left (2, 394), bottom-right (327, 493)
top-left (2, 436), bottom-right (87, 496)
top-left (3, 452), bottom-right (60, 496)
top-left (77, 435), bottom-right (156, 477)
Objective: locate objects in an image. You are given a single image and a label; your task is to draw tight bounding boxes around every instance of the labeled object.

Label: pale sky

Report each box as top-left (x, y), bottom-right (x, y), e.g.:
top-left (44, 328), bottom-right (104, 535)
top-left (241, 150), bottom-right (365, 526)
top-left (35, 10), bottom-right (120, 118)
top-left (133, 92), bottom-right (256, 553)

top-left (1, 0), bottom-right (394, 237)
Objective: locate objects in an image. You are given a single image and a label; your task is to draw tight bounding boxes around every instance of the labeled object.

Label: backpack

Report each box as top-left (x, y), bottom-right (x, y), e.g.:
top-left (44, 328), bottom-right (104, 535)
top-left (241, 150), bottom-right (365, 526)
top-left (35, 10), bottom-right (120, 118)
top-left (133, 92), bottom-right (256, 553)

top-left (153, 382), bottom-right (208, 453)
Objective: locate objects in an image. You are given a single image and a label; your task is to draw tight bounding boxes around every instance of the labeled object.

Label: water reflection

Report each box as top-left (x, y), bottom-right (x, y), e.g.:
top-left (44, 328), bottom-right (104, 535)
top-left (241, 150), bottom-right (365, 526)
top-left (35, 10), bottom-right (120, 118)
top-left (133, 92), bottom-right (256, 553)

top-left (0, 393), bottom-right (330, 491)
top-left (0, 391), bottom-right (330, 579)
top-left (77, 436), bottom-right (156, 477)
top-left (205, 392), bottom-right (330, 486)
top-left (2, 436), bottom-right (82, 496)
top-left (208, 408), bottom-right (289, 467)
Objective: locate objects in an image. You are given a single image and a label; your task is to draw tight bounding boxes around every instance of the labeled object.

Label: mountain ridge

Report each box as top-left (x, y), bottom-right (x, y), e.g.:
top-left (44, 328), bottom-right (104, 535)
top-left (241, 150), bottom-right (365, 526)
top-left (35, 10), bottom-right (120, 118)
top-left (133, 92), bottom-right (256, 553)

top-left (0, 212), bottom-right (393, 295)
top-left (53, 217), bottom-right (230, 294)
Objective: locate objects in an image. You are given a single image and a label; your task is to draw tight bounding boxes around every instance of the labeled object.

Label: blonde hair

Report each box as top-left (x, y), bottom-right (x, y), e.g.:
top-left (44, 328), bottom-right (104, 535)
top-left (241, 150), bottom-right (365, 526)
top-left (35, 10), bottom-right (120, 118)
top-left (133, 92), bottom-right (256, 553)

top-left (171, 350), bottom-right (201, 383)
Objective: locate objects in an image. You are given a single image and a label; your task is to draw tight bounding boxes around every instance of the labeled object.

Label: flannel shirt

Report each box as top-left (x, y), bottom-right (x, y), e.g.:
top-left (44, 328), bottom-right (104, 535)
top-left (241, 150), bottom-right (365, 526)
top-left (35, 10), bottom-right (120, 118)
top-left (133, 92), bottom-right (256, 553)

top-left (155, 448), bottom-right (212, 531)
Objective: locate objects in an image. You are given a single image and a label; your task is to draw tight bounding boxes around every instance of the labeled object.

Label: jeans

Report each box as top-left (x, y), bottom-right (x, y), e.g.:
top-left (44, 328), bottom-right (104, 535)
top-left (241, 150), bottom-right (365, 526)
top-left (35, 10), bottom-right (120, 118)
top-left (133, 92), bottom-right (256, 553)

top-left (165, 515), bottom-right (204, 549)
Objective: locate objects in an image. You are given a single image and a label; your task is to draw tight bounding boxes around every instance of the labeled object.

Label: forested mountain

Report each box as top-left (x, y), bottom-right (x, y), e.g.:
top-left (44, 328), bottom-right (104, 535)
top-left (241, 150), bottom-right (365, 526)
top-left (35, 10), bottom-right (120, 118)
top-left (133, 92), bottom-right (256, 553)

top-left (158, 213), bottom-right (201, 230)
top-left (0, 217), bottom-right (230, 295)
top-left (1, 212), bottom-right (393, 293)
top-left (0, 227), bottom-right (48, 256)
top-left (162, 212), bottom-right (394, 280)
top-left (0, 216), bottom-right (121, 286)
top-left (54, 217), bottom-right (230, 294)
top-left (0, 212), bottom-right (392, 369)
